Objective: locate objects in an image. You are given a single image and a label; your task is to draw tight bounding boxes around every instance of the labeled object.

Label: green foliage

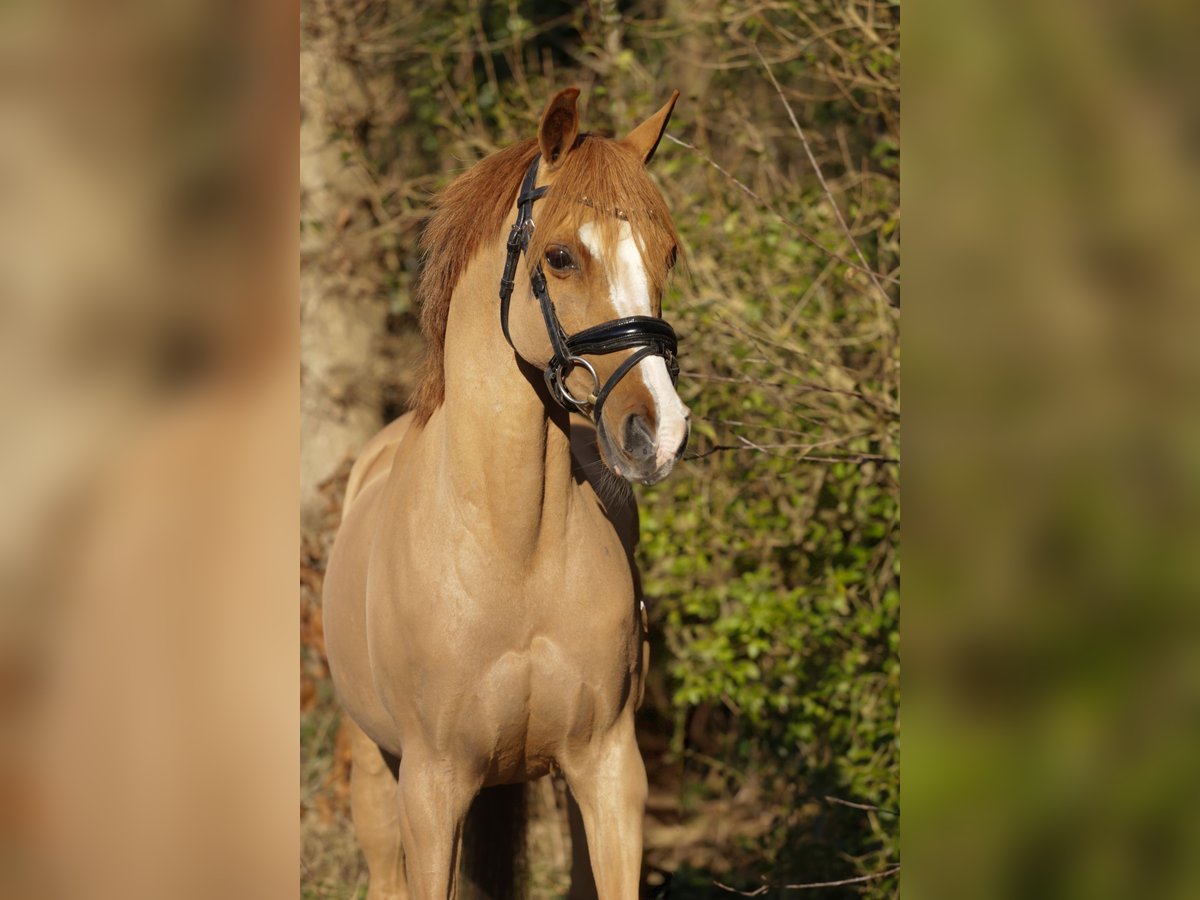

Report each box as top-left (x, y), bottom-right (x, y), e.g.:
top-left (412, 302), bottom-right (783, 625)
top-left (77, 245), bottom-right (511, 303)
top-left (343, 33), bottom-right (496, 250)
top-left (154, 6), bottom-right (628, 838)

top-left (638, 231), bottom-right (899, 889)
top-left (630, 4), bottom-right (898, 890)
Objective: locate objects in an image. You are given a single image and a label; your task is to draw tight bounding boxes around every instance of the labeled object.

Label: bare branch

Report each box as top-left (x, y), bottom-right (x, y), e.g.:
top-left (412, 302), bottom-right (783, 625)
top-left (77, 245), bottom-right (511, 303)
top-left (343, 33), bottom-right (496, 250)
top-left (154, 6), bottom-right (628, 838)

top-left (824, 795), bottom-right (899, 816)
top-left (751, 44), bottom-right (895, 310)
top-left (714, 864), bottom-right (900, 895)
top-left (685, 444), bottom-right (897, 465)
top-left (662, 133), bottom-right (899, 287)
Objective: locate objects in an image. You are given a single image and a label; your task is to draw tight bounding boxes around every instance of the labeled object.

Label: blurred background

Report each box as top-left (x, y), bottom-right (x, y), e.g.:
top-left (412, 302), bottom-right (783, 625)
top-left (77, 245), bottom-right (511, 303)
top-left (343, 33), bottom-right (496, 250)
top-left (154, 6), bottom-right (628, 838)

top-left (298, 0), bottom-right (899, 897)
top-left (905, 1), bottom-right (1200, 898)
top-left (1, 1), bottom-right (299, 898)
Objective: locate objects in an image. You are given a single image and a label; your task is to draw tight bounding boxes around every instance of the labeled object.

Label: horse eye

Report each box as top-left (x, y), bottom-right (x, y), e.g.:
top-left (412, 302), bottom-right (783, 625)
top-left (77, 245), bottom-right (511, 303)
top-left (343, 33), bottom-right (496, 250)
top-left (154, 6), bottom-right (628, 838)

top-left (545, 246), bottom-right (575, 271)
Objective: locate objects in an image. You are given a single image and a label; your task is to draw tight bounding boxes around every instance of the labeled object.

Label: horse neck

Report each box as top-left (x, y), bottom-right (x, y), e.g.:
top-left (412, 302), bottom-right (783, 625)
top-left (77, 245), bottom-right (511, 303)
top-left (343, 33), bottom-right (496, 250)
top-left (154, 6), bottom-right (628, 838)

top-left (438, 235), bottom-right (577, 554)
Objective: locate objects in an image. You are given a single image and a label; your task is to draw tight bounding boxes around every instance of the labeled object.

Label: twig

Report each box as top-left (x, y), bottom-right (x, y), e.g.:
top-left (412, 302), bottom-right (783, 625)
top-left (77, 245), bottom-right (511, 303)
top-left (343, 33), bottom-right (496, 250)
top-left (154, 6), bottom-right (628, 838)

top-left (662, 133), bottom-right (898, 287)
top-left (824, 795), bottom-right (899, 817)
top-left (714, 865), bottom-right (900, 895)
top-left (682, 371), bottom-right (891, 412)
top-left (685, 445), bottom-right (897, 465)
top-left (683, 748), bottom-right (749, 783)
top-left (752, 44), bottom-right (894, 310)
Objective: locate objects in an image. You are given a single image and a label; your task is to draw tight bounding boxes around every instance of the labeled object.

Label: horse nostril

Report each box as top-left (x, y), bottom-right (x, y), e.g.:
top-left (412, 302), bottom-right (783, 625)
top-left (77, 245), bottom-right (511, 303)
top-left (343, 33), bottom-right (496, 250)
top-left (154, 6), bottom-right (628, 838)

top-left (675, 423), bottom-right (690, 461)
top-left (622, 414), bottom-right (656, 464)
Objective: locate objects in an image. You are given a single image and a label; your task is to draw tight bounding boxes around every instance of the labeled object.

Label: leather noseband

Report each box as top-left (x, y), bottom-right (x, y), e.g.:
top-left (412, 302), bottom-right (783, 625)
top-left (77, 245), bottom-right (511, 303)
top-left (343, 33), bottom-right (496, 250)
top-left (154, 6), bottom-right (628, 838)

top-left (497, 154), bottom-right (680, 427)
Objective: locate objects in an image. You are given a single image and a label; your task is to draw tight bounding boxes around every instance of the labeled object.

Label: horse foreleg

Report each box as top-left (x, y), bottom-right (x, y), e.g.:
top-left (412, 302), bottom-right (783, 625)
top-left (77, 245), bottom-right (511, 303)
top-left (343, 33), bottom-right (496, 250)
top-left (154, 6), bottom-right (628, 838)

top-left (348, 720), bottom-right (408, 900)
top-left (566, 785), bottom-right (599, 900)
top-left (560, 719), bottom-right (648, 900)
top-left (395, 753), bottom-right (477, 900)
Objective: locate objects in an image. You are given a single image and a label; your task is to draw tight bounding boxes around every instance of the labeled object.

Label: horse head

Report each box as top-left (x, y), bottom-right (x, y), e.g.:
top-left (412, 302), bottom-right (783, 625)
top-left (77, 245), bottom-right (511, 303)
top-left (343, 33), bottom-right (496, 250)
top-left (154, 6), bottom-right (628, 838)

top-left (502, 88), bottom-right (691, 485)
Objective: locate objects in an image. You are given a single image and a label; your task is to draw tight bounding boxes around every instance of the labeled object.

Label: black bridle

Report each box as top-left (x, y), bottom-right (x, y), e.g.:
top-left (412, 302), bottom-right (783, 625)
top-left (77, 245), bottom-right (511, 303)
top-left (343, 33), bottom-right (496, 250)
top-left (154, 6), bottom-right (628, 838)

top-left (498, 154), bottom-right (680, 426)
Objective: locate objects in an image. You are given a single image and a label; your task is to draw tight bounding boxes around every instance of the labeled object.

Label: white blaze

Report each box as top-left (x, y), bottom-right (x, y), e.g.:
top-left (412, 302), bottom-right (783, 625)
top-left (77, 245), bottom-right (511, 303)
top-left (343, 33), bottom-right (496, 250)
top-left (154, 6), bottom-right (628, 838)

top-left (578, 221), bottom-right (688, 468)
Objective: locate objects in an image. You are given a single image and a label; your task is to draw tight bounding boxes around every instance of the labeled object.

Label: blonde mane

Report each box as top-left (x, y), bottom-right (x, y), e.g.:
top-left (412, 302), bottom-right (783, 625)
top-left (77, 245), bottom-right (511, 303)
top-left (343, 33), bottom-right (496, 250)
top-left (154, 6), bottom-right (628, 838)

top-left (411, 133), bottom-right (680, 424)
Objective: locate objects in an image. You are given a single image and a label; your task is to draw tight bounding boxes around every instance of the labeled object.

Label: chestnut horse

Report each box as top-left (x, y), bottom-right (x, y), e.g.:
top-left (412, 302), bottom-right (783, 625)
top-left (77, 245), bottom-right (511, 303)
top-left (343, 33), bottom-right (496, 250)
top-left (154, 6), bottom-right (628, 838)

top-left (323, 88), bottom-right (689, 899)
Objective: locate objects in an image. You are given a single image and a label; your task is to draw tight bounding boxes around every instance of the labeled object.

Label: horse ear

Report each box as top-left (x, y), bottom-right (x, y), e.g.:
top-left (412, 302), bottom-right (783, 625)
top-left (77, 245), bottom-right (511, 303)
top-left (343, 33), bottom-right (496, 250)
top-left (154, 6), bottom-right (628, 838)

top-left (622, 90), bottom-right (680, 165)
top-left (538, 87), bottom-right (581, 170)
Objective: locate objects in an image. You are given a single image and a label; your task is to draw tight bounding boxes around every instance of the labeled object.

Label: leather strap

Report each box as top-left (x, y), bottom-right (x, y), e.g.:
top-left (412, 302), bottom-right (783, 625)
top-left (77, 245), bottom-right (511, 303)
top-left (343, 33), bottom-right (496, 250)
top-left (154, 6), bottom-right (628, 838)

top-left (498, 157), bottom-right (546, 348)
top-left (592, 345), bottom-right (662, 427)
top-left (567, 316), bottom-right (678, 374)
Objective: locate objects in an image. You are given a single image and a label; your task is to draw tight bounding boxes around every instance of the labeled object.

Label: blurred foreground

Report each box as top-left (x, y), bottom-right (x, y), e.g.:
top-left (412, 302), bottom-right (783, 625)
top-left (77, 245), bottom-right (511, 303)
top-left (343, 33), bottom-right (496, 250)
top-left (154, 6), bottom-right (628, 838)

top-left (0, 1), bottom-right (299, 898)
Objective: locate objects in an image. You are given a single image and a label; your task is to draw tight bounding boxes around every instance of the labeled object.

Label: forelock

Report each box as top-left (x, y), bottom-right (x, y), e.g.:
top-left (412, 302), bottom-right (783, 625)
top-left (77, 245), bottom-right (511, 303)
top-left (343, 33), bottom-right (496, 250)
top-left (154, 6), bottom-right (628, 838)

top-left (527, 134), bottom-right (679, 299)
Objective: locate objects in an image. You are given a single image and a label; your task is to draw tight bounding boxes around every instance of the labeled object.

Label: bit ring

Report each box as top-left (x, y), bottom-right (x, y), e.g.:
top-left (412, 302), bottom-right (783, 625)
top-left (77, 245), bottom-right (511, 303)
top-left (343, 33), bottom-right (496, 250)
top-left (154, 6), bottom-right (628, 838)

top-left (551, 356), bottom-right (600, 408)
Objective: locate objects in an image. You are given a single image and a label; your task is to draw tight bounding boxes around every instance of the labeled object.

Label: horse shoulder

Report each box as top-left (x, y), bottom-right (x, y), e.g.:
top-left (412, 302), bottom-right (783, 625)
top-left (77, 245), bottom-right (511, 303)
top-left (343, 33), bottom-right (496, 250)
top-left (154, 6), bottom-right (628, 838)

top-left (343, 412), bottom-right (417, 517)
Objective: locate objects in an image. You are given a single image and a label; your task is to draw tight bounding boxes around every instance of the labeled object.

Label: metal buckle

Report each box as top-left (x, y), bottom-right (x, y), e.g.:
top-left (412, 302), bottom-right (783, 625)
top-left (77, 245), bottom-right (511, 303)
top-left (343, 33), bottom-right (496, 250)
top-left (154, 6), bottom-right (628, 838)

top-left (507, 218), bottom-right (534, 252)
top-left (548, 356), bottom-right (600, 409)
top-left (666, 351), bottom-right (680, 383)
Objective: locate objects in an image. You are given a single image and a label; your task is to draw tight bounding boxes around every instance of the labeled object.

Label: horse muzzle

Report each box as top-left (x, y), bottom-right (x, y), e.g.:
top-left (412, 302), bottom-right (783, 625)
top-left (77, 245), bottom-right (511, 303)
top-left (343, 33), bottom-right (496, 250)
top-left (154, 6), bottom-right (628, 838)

top-left (599, 407), bottom-right (690, 485)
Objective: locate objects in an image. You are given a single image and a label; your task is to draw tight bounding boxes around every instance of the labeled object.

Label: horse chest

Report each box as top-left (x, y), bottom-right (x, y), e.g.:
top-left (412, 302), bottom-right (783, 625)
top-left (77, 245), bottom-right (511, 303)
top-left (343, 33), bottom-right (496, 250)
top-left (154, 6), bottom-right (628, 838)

top-left (371, 520), bottom-right (641, 770)
top-left (388, 541), bottom-right (637, 679)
